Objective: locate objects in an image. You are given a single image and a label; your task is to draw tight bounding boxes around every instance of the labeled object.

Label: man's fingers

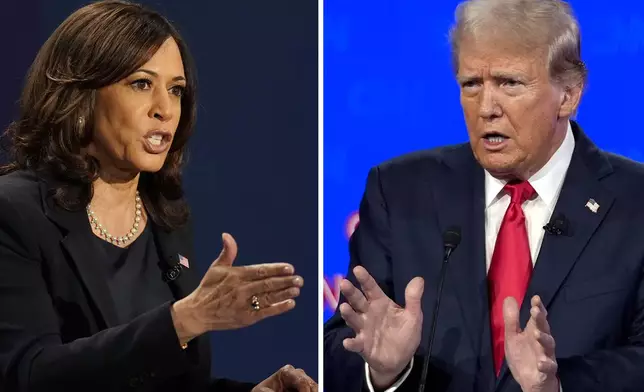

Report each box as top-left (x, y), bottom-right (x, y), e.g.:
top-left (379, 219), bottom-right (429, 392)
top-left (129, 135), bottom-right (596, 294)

top-left (531, 296), bottom-right (551, 334)
top-left (503, 296), bottom-right (521, 337)
top-left (534, 330), bottom-right (556, 358)
top-left (404, 277), bottom-right (425, 315)
top-left (211, 233), bottom-right (238, 267)
top-left (241, 263), bottom-right (295, 280)
top-left (527, 302), bottom-right (551, 336)
top-left (339, 279), bottom-right (369, 313)
top-left (343, 336), bottom-right (365, 354)
top-left (536, 357), bottom-right (558, 375)
top-left (526, 296), bottom-right (556, 360)
top-left (339, 302), bottom-right (364, 332)
top-left (353, 266), bottom-right (386, 301)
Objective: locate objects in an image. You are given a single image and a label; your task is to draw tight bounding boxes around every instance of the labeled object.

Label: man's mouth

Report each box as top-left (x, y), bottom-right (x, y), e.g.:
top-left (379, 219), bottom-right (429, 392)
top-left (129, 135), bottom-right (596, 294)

top-left (483, 132), bottom-right (509, 145)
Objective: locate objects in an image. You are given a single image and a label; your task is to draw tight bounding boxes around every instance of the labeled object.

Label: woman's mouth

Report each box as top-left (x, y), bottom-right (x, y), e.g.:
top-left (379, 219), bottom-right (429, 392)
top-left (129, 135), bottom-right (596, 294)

top-left (143, 131), bottom-right (172, 154)
top-left (147, 134), bottom-right (164, 146)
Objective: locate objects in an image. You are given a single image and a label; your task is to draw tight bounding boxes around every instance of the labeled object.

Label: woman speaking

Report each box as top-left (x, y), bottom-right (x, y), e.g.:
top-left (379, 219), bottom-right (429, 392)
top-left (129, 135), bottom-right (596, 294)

top-left (0, 1), bottom-right (316, 391)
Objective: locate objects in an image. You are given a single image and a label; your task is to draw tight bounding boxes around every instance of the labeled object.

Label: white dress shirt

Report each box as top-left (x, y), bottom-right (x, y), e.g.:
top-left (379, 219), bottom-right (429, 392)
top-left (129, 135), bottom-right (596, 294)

top-left (365, 122), bottom-right (575, 392)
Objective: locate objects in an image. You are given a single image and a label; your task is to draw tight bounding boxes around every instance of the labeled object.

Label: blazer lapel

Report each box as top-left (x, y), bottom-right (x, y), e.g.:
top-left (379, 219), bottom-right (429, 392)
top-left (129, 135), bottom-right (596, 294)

top-left (39, 179), bottom-right (120, 328)
top-left (150, 222), bottom-right (212, 368)
top-left (39, 177), bottom-right (201, 328)
top-left (496, 124), bottom-right (615, 385)
top-left (150, 222), bottom-right (200, 300)
top-left (432, 148), bottom-right (494, 384)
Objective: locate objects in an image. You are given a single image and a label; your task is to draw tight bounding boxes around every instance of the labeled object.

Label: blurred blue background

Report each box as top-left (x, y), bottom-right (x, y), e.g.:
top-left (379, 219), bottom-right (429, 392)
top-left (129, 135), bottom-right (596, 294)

top-left (323, 0), bottom-right (644, 321)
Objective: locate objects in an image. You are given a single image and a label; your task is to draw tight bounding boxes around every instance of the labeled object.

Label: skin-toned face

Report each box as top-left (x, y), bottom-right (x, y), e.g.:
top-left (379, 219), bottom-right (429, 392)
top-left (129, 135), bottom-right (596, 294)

top-left (457, 36), bottom-right (581, 180)
top-left (89, 37), bottom-right (186, 175)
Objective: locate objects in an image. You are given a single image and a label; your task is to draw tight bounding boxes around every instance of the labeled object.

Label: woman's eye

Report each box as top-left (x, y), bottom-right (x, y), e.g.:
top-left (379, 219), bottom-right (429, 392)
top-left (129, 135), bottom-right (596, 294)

top-left (170, 85), bottom-right (185, 97)
top-left (131, 79), bottom-right (152, 90)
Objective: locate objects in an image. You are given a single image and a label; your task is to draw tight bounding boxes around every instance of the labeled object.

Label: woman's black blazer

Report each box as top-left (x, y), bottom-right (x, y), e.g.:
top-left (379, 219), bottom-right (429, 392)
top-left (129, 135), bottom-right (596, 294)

top-left (0, 170), bottom-right (255, 392)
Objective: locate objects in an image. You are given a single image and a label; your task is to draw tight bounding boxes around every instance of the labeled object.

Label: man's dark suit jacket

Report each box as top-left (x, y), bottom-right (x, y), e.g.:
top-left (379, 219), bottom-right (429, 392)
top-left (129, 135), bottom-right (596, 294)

top-left (0, 170), bottom-right (256, 392)
top-left (324, 122), bottom-right (644, 392)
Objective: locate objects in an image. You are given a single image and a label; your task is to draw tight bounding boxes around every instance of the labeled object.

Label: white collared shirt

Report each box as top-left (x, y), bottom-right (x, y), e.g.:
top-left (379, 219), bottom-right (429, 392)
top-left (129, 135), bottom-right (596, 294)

top-left (485, 121), bottom-right (575, 269)
top-left (365, 122), bottom-right (576, 392)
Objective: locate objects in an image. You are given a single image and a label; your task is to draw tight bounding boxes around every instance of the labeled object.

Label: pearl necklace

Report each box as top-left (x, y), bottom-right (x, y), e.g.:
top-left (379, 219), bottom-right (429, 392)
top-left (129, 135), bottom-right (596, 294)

top-left (86, 191), bottom-right (143, 246)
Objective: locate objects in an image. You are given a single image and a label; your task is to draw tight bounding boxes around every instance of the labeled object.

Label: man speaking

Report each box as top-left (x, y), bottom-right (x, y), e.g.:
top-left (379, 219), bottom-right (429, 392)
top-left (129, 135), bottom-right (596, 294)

top-left (323, 0), bottom-right (644, 391)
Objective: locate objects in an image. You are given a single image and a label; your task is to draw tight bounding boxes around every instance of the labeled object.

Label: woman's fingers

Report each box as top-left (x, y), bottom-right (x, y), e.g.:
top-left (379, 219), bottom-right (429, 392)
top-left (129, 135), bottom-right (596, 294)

top-left (278, 366), bottom-right (317, 392)
top-left (241, 263), bottom-right (295, 280)
top-left (246, 275), bottom-right (304, 296)
top-left (253, 299), bottom-right (297, 321)
top-left (198, 256), bottom-right (304, 330)
top-left (260, 286), bottom-right (301, 306)
top-left (210, 233), bottom-right (238, 267)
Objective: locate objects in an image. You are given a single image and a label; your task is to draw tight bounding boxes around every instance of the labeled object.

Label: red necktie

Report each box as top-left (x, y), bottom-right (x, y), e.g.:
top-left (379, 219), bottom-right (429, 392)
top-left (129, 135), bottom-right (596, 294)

top-left (488, 181), bottom-right (536, 376)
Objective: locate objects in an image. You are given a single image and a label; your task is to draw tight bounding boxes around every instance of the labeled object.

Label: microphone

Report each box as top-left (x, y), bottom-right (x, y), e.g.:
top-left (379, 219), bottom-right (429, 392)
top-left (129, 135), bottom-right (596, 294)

top-left (418, 227), bottom-right (461, 392)
top-left (161, 263), bottom-right (182, 282)
top-left (543, 213), bottom-right (570, 236)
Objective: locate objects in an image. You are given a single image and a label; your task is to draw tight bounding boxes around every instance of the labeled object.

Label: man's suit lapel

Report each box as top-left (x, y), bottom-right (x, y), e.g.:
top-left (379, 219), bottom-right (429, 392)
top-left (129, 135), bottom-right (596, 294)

top-left (496, 123), bottom-right (615, 386)
top-left (39, 179), bottom-right (120, 328)
top-left (432, 149), bottom-right (496, 389)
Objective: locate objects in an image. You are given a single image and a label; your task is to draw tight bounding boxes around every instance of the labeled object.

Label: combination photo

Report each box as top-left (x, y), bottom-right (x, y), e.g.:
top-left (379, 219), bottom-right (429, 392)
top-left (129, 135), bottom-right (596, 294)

top-left (1, 0), bottom-right (644, 392)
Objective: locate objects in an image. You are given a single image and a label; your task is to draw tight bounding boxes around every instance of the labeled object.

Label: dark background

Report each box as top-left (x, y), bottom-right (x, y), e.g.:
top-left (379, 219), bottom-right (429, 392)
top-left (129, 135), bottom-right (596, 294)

top-left (1, 0), bottom-right (318, 383)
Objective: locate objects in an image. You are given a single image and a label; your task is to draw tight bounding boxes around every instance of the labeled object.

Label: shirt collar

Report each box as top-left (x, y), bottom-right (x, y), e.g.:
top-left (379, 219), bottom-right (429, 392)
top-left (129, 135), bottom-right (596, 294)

top-left (484, 121), bottom-right (575, 208)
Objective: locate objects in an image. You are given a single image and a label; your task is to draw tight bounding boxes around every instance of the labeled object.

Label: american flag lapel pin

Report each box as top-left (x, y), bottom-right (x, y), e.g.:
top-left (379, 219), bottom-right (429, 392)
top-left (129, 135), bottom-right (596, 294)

top-left (585, 198), bottom-right (599, 213)
top-left (178, 254), bottom-right (190, 268)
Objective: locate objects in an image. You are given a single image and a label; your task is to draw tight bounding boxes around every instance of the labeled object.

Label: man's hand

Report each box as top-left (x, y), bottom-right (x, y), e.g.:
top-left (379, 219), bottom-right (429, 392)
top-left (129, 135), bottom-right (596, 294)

top-left (339, 266), bottom-right (424, 389)
top-left (504, 295), bottom-right (559, 392)
top-left (253, 365), bottom-right (317, 392)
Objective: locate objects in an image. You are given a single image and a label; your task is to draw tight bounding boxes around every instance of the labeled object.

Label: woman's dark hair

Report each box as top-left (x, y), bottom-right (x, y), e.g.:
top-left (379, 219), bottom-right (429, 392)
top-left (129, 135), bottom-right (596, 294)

top-left (0, 0), bottom-right (196, 229)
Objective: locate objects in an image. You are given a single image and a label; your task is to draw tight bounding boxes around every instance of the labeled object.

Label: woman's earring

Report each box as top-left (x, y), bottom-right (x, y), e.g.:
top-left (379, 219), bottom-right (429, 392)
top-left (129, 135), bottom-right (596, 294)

top-left (78, 116), bottom-right (85, 128)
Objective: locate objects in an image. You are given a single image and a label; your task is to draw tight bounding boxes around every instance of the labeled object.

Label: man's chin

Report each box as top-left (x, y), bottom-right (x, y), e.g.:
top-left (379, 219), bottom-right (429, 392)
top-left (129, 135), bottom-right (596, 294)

top-left (478, 158), bottom-right (521, 180)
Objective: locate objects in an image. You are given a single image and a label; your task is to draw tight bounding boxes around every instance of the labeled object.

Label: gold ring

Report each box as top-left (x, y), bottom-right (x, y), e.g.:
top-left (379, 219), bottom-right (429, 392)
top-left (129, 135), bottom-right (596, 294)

top-left (251, 295), bottom-right (260, 311)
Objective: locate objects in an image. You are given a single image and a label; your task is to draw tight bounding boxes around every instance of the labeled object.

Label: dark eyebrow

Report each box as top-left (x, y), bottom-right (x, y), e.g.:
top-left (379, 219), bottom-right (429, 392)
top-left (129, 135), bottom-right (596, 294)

top-left (135, 68), bottom-right (186, 83)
